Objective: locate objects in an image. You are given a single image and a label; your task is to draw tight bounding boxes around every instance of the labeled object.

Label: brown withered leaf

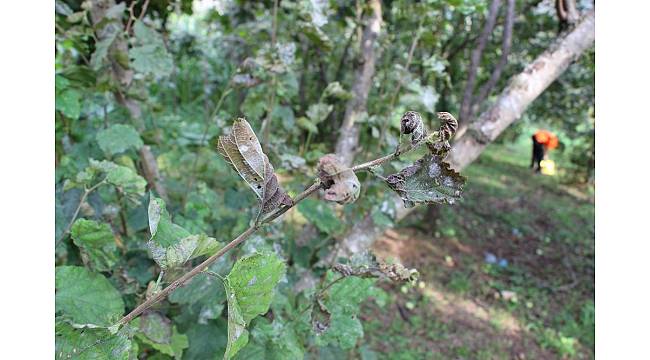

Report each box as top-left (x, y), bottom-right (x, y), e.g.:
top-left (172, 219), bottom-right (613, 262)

top-left (385, 153), bottom-right (465, 208)
top-left (217, 118), bottom-right (292, 220)
top-left (400, 111), bottom-right (426, 145)
top-left (332, 261), bottom-right (419, 284)
top-left (317, 154), bottom-right (360, 204)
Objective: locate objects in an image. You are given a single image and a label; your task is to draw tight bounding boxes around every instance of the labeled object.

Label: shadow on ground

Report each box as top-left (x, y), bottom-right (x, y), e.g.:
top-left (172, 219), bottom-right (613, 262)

top-left (362, 143), bottom-right (595, 360)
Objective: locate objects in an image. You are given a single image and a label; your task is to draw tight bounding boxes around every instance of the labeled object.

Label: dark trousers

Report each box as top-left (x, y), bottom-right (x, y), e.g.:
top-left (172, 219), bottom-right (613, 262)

top-left (531, 136), bottom-right (545, 172)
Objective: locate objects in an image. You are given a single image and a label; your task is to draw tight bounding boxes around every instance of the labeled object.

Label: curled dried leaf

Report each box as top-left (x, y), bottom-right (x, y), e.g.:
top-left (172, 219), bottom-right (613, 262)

top-left (311, 298), bottom-right (331, 335)
top-left (317, 154), bottom-right (360, 204)
top-left (436, 112), bottom-right (458, 142)
top-left (217, 118), bottom-right (292, 220)
top-left (332, 261), bottom-right (419, 284)
top-left (385, 153), bottom-right (465, 208)
top-left (400, 111), bottom-right (426, 144)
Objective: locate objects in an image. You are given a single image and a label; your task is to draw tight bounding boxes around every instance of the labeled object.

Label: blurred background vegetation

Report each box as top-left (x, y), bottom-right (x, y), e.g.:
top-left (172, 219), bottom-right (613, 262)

top-left (55, 0), bottom-right (594, 358)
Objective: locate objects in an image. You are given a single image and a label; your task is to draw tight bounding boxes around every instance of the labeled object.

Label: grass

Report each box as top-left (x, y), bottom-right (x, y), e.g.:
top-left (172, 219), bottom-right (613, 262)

top-left (362, 140), bottom-right (595, 359)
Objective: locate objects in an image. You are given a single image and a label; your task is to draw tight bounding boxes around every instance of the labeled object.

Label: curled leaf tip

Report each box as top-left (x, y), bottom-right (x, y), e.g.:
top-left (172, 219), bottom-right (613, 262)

top-left (436, 112), bottom-right (458, 141)
top-left (400, 111), bottom-right (426, 144)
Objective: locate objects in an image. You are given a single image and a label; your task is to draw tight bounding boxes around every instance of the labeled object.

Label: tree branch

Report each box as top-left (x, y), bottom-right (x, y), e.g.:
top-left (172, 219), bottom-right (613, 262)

top-left (472, 0), bottom-right (515, 110)
top-left (459, 0), bottom-right (502, 124)
top-left (115, 123), bottom-right (431, 326)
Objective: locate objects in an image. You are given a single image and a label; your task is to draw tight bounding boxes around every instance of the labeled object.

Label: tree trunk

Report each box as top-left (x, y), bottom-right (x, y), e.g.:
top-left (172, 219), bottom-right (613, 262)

top-left (333, 9), bottom-right (595, 259)
top-left (334, 0), bottom-right (382, 166)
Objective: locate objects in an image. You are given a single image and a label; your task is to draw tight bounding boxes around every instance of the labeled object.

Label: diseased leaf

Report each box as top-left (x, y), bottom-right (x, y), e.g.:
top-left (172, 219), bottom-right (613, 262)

top-left (313, 271), bottom-right (375, 349)
top-left (134, 318), bottom-right (189, 359)
top-left (138, 312), bottom-right (172, 344)
top-left (332, 260), bottom-right (419, 284)
top-left (70, 219), bottom-right (119, 271)
top-left (55, 266), bottom-right (124, 327)
top-left (385, 153), bottom-right (465, 208)
top-left (130, 21), bottom-right (173, 78)
top-left (224, 252), bottom-right (286, 359)
top-left (147, 195), bottom-right (223, 269)
top-left (317, 154), bottom-right (360, 204)
top-left (233, 317), bottom-right (304, 360)
top-left (224, 285), bottom-right (249, 360)
top-left (96, 124), bottom-right (143, 155)
top-left (400, 111), bottom-right (426, 144)
top-left (148, 194), bottom-right (189, 248)
top-left (55, 321), bottom-right (133, 360)
top-left (217, 118), bottom-right (292, 220)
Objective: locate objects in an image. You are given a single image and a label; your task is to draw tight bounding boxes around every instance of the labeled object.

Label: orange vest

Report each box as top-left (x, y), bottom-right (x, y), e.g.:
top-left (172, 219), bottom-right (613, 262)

top-left (534, 130), bottom-right (558, 150)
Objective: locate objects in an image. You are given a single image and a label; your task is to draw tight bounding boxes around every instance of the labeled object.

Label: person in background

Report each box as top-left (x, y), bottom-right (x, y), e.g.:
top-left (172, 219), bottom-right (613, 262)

top-left (531, 129), bottom-right (558, 172)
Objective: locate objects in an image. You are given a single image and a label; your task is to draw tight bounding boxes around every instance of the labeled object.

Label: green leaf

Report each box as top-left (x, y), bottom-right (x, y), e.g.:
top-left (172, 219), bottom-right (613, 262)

top-left (90, 30), bottom-right (118, 70)
top-left (103, 163), bottom-right (147, 196)
top-left (224, 252), bottom-right (286, 359)
top-left (306, 103), bottom-right (333, 124)
top-left (134, 318), bottom-right (189, 359)
top-left (296, 116), bottom-right (318, 134)
top-left (233, 318), bottom-right (304, 360)
top-left (55, 266), bottom-right (124, 327)
top-left (96, 124), bottom-right (144, 155)
top-left (55, 89), bottom-right (81, 119)
top-left (313, 271), bottom-right (375, 349)
top-left (183, 320), bottom-right (229, 360)
top-left (224, 287), bottom-right (249, 360)
top-left (169, 260), bottom-right (229, 324)
top-left (55, 321), bottom-right (133, 360)
top-left (130, 21), bottom-right (173, 77)
top-left (148, 194), bottom-right (190, 248)
top-left (385, 153), bottom-right (465, 208)
top-left (70, 219), bottom-right (119, 271)
top-left (297, 198), bottom-right (341, 235)
top-left (147, 195), bottom-right (222, 269)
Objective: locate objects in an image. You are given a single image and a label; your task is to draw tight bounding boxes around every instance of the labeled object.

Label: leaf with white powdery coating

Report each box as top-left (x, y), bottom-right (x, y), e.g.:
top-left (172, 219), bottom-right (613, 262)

top-left (133, 313), bottom-right (189, 359)
top-left (55, 266), bottom-right (124, 327)
top-left (385, 153), bottom-right (465, 208)
top-left (147, 194), bottom-right (222, 269)
top-left (96, 124), bottom-right (143, 156)
top-left (70, 219), bottom-right (119, 271)
top-left (56, 321), bottom-right (133, 360)
top-left (223, 252), bottom-right (286, 359)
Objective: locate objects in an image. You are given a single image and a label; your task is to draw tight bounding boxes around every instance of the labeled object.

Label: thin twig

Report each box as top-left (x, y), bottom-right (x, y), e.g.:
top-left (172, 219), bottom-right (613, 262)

top-left (115, 130), bottom-right (430, 327)
top-left (55, 180), bottom-right (106, 248)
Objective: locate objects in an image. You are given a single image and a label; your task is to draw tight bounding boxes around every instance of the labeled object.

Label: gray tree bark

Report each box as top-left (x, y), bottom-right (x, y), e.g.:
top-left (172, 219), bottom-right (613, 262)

top-left (333, 9), bottom-right (595, 259)
top-left (334, 0), bottom-right (382, 166)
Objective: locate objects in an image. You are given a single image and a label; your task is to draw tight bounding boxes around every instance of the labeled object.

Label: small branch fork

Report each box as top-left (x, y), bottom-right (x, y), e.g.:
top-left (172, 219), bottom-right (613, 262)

top-left (116, 135), bottom-right (430, 327)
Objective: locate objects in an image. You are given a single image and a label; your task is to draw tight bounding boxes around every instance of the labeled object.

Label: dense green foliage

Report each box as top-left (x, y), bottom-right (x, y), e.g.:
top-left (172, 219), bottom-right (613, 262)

top-left (55, 0), bottom-right (594, 358)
